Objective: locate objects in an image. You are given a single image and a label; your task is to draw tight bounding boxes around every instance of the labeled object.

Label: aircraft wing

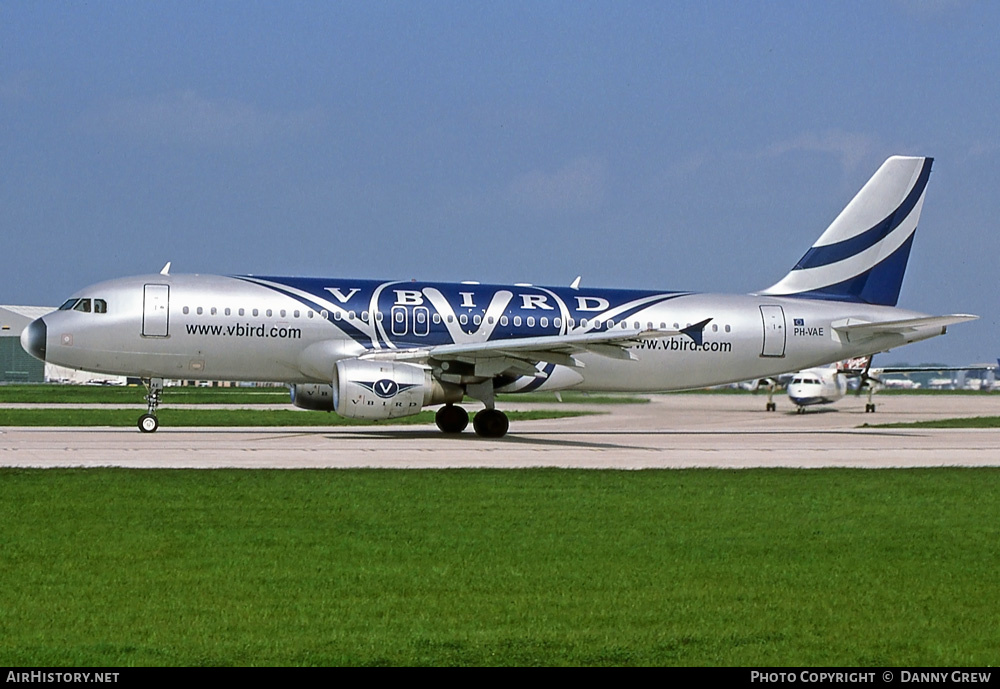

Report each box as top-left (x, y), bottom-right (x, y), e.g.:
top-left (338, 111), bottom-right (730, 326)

top-left (362, 319), bottom-right (711, 379)
top-left (832, 314), bottom-right (978, 342)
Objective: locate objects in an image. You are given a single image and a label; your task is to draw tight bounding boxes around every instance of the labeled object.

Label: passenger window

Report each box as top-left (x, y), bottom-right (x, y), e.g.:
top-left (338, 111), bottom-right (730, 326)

top-left (252, 309), bottom-right (259, 317)
top-left (472, 315), bottom-right (481, 325)
top-left (197, 307), bottom-right (203, 315)
top-left (74, 299), bottom-right (92, 313)
top-left (554, 317), bottom-right (561, 328)
top-left (526, 316), bottom-right (535, 327)
top-left (266, 309), bottom-right (272, 317)
top-left (238, 308), bottom-right (245, 317)
top-left (182, 306), bottom-right (190, 315)
top-left (500, 316), bottom-right (508, 326)
top-left (540, 317), bottom-right (548, 328)
top-left (280, 310), bottom-right (286, 318)
top-left (513, 316), bottom-right (522, 327)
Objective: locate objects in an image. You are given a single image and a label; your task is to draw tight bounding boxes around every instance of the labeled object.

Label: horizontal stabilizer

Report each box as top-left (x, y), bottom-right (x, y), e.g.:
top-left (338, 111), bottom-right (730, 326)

top-left (833, 314), bottom-right (978, 342)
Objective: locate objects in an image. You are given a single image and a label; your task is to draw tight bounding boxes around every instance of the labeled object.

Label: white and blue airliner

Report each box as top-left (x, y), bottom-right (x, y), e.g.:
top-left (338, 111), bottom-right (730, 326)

top-left (21, 156), bottom-right (976, 436)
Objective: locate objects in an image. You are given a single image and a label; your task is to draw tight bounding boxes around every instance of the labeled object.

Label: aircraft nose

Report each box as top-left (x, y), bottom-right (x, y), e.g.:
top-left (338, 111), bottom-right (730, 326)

top-left (20, 318), bottom-right (47, 362)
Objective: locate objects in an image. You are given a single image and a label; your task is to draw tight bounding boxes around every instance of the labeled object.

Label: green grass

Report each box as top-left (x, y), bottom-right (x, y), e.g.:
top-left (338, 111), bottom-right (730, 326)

top-left (0, 408), bottom-right (592, 427)
top-left (865, 416), bottom-right (1000, 429)
top-left (1, 469), bottom-right (998, 666)
top-left (0, 384), bottom-right (647, 406)
top-left (0, 384), bottom-right (289, 405)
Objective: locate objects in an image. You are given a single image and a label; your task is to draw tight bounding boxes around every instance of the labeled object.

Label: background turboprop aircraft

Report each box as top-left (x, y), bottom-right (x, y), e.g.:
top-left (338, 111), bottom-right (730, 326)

top-left (765, 356), bottom-right (999, 413)
top-left (20, 156), bottom-right (977, 437)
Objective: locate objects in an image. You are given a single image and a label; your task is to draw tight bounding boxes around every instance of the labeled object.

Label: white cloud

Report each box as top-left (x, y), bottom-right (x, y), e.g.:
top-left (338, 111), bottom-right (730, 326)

top-left (507, 156), bottom-right (608, 213)
top-left (765, 130), bottom-right (879, 175)
top-left (81, 91), bottom-right (324, 147)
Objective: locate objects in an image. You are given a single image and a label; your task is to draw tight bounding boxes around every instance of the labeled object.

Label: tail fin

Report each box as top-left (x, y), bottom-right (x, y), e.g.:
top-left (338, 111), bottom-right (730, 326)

top-left (760, 156), bottom-right (933, 306)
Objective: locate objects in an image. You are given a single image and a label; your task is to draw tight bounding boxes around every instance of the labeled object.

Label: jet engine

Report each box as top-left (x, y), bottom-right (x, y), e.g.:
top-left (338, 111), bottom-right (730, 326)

top-left (290, 383), bottom-right (335, 411)
top-left (330, 359), bottom-right (462, 420)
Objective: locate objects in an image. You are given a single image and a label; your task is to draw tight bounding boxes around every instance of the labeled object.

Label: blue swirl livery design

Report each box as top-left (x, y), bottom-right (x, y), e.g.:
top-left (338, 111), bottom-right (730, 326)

top-left (21, 156), bottom-right (976, 437)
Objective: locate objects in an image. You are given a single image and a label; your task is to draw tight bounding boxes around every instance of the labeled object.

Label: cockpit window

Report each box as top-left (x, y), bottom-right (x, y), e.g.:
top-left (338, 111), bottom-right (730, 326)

top-left (59, 297), bottom-right (107, 313)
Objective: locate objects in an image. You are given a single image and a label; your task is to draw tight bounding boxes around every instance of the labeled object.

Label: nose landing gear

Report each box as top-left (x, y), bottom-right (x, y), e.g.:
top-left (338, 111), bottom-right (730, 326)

top-left (138, 378), bottom-right (163, 433)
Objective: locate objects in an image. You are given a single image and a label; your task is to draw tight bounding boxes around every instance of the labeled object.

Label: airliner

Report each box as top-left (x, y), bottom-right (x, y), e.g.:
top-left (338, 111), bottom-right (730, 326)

top-left (20, 156), bottom-right (976, 437)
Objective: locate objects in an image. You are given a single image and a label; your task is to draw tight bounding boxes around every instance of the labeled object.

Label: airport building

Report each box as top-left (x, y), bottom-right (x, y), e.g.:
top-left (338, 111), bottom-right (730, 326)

top-left (1, 306), bottom-right (51, 383)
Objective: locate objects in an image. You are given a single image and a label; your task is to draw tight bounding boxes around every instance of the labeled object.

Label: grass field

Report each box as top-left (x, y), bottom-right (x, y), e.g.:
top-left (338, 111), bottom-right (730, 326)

top-left (1, 468), bottom-right (998, 666)
top-left (867, 416), bottom-right (1000, 429)
top-left (0, 384), bottom-right (648, 406)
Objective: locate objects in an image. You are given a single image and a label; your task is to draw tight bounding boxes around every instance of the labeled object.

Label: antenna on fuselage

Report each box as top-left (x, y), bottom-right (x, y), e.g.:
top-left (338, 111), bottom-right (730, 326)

top-left (160, 262), bottom-right (171, 276)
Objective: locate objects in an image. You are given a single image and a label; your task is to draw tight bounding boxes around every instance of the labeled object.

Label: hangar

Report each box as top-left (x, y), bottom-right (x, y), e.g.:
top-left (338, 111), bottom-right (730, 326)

top-left (1, 305), bottom-right (51, 383)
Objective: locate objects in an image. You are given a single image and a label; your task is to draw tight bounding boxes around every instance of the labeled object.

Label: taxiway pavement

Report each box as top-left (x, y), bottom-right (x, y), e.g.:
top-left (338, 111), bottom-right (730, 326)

top-left (2, 394), bottom-right (999, 469)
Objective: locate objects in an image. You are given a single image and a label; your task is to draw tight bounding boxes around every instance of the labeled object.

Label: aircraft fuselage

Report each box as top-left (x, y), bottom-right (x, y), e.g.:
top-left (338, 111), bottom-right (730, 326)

top-left (26, 273), bottom-right (938, 393)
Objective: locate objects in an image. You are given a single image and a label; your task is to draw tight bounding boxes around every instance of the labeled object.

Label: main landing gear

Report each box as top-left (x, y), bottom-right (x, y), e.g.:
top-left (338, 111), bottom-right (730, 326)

top-left (434, 404), bottom-right (510, 438)
top-left (765, 379), bottom-right (777, 412)
top-left (138, 378), bottom-right (163, 433)
top-left (435, 404), bottom-right (469, 433)
top-left (435, 379), bottom-right (510, 438)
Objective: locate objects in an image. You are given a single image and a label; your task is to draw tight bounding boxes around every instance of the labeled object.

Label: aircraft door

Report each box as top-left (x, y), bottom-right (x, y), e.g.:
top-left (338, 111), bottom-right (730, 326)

top-left (142, 284), bottom-right (170, 337)
top-left (760, 305), bottom-right (785, 357)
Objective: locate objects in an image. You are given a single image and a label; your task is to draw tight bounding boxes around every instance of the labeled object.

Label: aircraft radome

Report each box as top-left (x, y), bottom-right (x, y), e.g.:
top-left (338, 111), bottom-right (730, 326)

top-left (21, 156), bottom-right (976, 437)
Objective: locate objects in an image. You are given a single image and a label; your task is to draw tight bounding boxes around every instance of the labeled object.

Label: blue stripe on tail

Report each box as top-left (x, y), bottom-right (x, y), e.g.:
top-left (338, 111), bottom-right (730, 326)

top-left (788, 233), bottom-right (915, 307)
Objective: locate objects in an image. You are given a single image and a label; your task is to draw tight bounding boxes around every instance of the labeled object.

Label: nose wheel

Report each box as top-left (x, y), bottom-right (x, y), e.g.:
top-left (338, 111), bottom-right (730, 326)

top-left (138, 378), bottom-right (164, 433)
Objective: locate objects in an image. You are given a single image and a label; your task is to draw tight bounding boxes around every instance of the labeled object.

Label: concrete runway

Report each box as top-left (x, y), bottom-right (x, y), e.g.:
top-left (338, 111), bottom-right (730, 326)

top-left (3, 394), bottom-right (1000, 469)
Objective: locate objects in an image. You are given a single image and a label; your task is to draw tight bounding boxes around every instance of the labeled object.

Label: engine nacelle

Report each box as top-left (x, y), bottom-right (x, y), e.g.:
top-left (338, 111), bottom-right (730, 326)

top-left (332, 359), bottom-right (462, 420)
top-left (290, 383), bottom-right (335, 411)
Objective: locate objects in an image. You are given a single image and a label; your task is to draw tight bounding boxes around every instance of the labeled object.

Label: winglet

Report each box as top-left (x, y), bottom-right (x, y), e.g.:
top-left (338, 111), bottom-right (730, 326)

top-left (160, 262), bottom-right (171, 276)
top-left (570, 276), bottom-right (581, 290)
top-left (680, 318), bottom-right (713, 346)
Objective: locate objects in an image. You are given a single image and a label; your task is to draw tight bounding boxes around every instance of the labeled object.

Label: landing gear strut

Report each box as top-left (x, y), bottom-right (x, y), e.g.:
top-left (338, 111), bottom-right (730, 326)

top-left (765, 380), bottom-right (777, 412)
top-left (464, 379), bottom-right (509, 438)
top-left (138, 378), bottom-right (163, 433)
top-left (864, 381), bottom-right (877, 413)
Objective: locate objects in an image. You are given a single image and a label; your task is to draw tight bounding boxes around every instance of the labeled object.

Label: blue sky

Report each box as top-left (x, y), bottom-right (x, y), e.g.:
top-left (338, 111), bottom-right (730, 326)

top-left (2, 1), bottom-right (997, 364)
